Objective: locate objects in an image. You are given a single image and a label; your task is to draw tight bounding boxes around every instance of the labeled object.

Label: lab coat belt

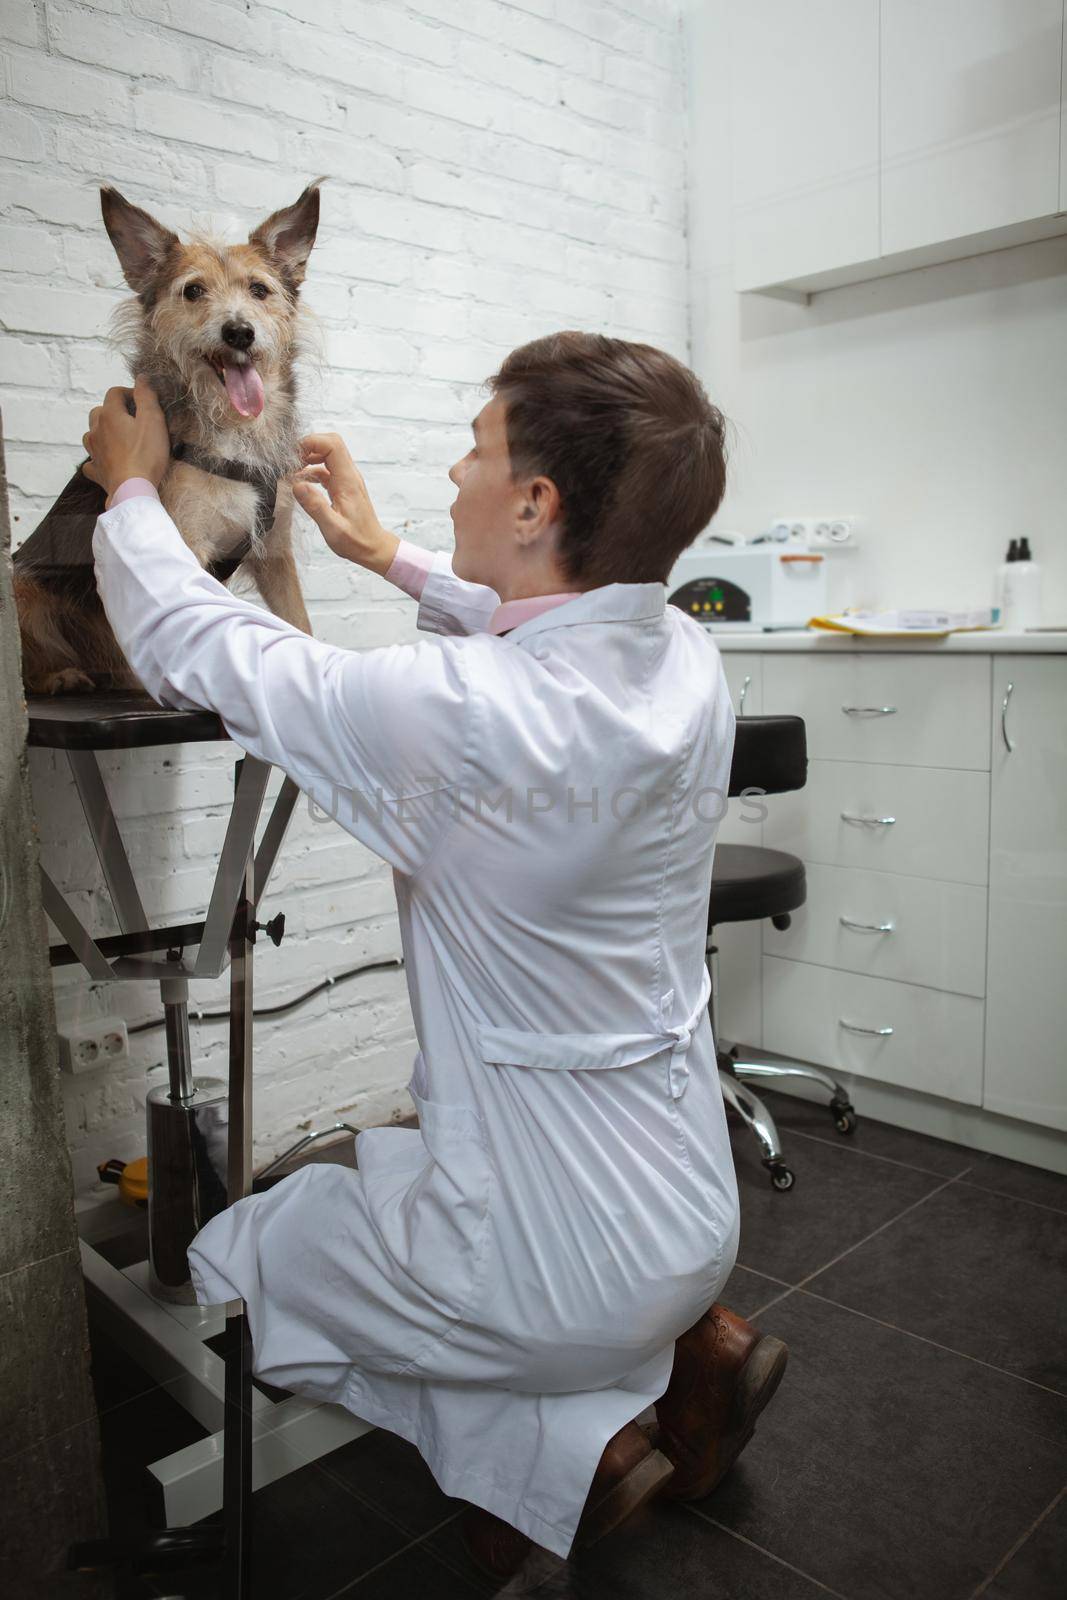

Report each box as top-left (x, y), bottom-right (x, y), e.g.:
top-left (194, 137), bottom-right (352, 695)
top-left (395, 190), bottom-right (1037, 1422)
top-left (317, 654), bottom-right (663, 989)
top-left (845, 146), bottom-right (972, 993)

top-left (477, 965), bottom-right (712, 1101)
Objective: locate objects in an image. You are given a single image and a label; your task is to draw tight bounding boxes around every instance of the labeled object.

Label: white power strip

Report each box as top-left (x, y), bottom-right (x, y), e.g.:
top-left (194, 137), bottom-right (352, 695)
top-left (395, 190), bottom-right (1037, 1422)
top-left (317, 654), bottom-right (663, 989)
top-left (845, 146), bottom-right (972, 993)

top-left (769, 517), bottom-right (857, 547)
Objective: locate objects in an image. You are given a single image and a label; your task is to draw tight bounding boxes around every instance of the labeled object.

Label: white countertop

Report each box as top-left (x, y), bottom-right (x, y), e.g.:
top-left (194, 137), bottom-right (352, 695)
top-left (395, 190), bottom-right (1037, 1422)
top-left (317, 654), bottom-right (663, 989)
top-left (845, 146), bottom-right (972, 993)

top-left (710, 628), bottom-right (1067, 654)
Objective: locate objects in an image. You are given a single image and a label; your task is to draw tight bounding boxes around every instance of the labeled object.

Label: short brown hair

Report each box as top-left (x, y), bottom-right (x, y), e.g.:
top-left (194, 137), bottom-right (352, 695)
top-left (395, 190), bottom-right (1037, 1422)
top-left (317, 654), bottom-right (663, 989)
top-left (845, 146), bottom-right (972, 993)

top-left (488, 331), bottom-right (728, 587)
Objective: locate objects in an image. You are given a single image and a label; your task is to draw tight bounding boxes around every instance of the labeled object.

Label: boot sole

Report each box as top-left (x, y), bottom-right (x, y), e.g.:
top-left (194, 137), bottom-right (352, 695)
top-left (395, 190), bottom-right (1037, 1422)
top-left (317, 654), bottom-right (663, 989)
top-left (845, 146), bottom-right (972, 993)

top-left (665, 1334), bottom-right (789, 1502)
top-left (458, 1515), bottom-right (532, 1584)
top-left (576, 1446), bottom-right (676, 1547)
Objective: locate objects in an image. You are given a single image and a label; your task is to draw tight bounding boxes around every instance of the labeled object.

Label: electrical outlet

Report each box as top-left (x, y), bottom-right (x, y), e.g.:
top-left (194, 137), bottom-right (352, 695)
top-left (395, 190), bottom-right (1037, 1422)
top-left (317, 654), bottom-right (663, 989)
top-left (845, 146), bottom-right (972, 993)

top-left (58, 1017), bottom-right (130, 1075)
top-left (800, 519), bottom-right (857, 548)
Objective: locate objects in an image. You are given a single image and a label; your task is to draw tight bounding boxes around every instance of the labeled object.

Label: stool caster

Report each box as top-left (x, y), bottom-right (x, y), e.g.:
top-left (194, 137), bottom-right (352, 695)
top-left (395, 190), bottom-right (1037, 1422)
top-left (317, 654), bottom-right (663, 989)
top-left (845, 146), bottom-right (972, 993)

top-left (831, 1097), bottom-right (858, 1136)
top-left (765, 1160), bottom-right (796, 1192)
top-left (69, 1524), bottom-right (224, 1579)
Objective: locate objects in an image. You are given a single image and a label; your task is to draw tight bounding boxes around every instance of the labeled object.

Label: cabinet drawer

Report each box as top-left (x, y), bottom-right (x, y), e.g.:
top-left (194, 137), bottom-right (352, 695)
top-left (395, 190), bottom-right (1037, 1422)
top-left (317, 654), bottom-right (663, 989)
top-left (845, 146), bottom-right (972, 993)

top-left (763, 863), bottom-right (987, 996)
top-left (764, 760), bottom-right (989, 885)
top-left (762, 956), bottom-right (983, 1105)
top-left (763, 654), bottom-right (991, 770)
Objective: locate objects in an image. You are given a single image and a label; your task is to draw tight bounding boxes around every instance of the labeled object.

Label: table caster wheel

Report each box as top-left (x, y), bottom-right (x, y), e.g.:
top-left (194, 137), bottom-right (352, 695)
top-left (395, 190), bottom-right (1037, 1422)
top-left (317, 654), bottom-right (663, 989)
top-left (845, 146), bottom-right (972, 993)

top-left (768, 1163), bottom-right (796, 1192)
top-left (831, 1098), bottom-right (857, 1136)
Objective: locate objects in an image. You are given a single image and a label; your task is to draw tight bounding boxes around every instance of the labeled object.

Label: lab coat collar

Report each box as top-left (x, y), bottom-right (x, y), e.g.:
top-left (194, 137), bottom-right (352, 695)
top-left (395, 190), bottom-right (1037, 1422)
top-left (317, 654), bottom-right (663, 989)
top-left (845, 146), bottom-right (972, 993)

top-left (502, 581), bottom-right (667, 645)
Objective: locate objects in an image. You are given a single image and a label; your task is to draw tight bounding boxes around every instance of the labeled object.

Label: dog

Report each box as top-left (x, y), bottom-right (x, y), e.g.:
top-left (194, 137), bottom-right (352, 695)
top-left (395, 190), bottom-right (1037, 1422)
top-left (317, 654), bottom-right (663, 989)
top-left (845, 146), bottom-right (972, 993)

top-left (13, 179), bottom-right (324, 695)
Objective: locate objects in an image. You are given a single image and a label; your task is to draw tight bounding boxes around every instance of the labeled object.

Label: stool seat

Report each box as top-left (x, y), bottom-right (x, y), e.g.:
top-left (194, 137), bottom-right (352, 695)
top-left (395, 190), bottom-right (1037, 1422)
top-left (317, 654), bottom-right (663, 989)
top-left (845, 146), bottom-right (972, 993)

top-left (709, 844), bottom-right (806, 926)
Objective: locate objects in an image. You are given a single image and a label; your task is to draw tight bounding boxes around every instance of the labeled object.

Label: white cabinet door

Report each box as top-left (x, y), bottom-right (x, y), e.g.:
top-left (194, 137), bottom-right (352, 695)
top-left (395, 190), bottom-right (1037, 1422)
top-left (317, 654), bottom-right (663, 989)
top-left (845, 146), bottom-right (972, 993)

top-left (730, 0), bottom-right (880, 292)
top-left (984, 659), bottom-right (1067, 1131)
top-left (881, 0), bottom-right (1064, 256)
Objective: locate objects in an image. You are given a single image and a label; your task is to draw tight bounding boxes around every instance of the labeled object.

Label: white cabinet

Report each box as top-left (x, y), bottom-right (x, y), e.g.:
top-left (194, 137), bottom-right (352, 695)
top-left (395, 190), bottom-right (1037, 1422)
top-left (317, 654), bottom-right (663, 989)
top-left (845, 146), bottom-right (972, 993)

top-left (721, 0), bottom-right (1067, 296)
top-left (983, 659), bottom-right (1067, 1132)
top-left (881, 0), bottom-right (1064, 256)
top-left (730, 0), bottom-right (880, 294)
top-left (731, 646), bottom-right (1067, 1131)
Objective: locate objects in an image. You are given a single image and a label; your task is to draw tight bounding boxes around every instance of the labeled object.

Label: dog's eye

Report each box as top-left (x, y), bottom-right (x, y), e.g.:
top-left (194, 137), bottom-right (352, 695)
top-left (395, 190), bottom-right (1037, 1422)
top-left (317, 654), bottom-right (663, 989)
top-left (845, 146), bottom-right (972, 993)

top-left (250, 281), bottom-right (271, 300)
top-left (183, 283), bottom-right (205, 301)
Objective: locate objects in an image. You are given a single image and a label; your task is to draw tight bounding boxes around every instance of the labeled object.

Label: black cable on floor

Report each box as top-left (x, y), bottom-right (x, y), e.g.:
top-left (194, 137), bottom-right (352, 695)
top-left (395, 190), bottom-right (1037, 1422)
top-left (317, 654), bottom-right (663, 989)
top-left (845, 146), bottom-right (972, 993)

top-left (127, 956), bottom-right (406, 1036)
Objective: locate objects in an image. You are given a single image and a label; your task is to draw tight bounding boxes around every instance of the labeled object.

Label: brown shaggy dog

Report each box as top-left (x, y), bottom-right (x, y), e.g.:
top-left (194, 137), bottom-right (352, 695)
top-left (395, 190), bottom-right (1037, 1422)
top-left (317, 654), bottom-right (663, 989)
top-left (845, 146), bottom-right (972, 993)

top-left (13, 180), bottom-right (324, 695)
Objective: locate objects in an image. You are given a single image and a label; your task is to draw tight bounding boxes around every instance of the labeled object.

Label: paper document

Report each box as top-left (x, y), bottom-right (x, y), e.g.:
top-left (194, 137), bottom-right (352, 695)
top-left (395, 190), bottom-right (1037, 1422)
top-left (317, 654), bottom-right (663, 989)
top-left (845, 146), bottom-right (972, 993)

top-left (808, 608), bottom-right (1001, 638)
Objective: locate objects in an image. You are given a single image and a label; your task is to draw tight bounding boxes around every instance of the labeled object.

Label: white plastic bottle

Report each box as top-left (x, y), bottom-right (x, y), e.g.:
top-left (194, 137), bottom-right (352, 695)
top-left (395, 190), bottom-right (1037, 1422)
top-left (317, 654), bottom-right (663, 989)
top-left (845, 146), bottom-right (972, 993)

top-left (1001, 537), bottom-right (1042, 631)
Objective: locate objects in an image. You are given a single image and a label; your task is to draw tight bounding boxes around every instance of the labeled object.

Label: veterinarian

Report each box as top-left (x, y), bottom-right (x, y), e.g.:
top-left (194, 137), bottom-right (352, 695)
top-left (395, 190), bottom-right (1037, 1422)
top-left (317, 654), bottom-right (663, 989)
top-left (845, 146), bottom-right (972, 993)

top-left (83, 331), bottom-right (787, 1581)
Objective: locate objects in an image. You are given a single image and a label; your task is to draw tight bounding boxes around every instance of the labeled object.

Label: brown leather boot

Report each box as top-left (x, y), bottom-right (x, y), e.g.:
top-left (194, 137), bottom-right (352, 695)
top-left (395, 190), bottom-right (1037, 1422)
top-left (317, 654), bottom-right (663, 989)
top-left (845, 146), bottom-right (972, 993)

top-left (459, 1419), bottom-right (675, 1582)
top-left (650, 1302), bottom-right (788, 1500)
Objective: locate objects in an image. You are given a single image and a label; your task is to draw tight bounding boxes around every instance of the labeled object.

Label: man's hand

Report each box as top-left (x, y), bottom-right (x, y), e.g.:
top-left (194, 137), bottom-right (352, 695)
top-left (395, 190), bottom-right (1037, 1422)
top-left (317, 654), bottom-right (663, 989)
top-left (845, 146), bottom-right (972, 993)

top-left (82, 375), bottom-right (171, 502)
top-left (294, 433), bottom-right (400, 575)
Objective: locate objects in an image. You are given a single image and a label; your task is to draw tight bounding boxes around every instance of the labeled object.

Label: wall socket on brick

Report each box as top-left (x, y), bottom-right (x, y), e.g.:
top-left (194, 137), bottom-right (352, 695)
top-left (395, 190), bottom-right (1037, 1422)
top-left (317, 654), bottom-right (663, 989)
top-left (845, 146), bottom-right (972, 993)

top-left (58, 1018), bottom-right (130, 1075)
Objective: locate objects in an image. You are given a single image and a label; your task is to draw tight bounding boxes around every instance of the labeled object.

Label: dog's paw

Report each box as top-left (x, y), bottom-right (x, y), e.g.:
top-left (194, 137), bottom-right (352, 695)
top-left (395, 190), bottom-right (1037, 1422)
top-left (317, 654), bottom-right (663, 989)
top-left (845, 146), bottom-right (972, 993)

top-left (42, 668), bottom-right (96, 695)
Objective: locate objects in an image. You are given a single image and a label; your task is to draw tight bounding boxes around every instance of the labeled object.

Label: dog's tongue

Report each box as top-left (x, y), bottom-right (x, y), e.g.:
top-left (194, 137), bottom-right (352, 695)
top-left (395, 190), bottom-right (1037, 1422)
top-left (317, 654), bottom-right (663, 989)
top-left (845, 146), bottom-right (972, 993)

top-left (223, 362), bottom-right (265, 418)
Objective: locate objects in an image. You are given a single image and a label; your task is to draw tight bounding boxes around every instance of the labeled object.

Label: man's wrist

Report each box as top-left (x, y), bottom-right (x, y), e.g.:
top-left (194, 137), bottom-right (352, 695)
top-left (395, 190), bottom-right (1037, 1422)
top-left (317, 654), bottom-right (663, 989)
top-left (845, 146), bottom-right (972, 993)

top-left (356, 527), bottom-right (401, 577)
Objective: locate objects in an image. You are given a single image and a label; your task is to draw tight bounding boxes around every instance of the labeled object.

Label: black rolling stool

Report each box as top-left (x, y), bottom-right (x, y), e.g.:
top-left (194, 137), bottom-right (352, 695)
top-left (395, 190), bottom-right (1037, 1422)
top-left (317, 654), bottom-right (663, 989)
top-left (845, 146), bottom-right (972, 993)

top-left (710, 715), bottom-right (857, 1191)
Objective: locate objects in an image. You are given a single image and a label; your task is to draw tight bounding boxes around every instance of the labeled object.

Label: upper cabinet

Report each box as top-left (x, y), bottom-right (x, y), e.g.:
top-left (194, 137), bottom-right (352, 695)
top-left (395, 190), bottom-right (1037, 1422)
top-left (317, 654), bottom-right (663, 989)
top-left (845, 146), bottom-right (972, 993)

top-left (881, 0), bottom-right (1063, 256)
top-left (730, 0), bottom-right (880, 294)
top-left (727, 0), bottom-right (1067, 297)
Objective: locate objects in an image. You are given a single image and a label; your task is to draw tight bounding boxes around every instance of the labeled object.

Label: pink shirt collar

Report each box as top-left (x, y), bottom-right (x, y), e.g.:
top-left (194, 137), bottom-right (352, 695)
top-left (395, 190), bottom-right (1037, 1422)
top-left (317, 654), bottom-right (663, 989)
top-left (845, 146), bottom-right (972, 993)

top-left (487, 592), bottom-right (581, 635)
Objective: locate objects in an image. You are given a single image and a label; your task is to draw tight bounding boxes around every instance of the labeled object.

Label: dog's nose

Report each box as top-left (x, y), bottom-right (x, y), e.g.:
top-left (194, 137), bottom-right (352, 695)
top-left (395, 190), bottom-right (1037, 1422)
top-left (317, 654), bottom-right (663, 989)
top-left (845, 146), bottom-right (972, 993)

top-left (222, 320), bottom-right (255, 351)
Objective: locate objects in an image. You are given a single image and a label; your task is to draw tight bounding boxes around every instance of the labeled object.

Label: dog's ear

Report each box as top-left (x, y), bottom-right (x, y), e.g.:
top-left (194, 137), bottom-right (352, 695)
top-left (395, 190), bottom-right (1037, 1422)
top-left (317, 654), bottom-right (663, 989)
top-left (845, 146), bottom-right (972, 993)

top-left (249, 179), bottom-right (323, 291)
top-left (100, 187), bottom-right (180, 296)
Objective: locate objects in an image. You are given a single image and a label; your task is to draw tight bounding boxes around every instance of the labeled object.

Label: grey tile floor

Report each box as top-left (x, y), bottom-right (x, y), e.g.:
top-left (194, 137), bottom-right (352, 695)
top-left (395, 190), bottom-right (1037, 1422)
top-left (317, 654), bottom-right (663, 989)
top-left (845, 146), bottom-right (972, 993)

top-left (88, 1092), bottom-right (1067, 1598)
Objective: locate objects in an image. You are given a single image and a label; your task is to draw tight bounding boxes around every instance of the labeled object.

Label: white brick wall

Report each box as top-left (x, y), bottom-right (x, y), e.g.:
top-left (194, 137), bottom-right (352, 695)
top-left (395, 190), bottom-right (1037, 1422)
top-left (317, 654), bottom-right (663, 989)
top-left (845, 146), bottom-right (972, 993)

top-left (1, 0), bottom-right (689, 1192)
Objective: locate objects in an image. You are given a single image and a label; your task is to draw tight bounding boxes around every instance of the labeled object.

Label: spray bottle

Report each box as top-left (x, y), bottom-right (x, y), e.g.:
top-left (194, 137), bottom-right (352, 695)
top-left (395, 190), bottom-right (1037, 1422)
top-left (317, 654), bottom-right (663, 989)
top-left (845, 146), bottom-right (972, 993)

top-left (1002, 537), bottom-right (1042, 631)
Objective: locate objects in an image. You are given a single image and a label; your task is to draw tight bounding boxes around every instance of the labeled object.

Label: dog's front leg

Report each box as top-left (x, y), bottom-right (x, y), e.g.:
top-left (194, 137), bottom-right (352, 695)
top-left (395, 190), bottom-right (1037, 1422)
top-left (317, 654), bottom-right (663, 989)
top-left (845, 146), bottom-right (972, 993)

top-left (246, 485), bottom-right (313, 635)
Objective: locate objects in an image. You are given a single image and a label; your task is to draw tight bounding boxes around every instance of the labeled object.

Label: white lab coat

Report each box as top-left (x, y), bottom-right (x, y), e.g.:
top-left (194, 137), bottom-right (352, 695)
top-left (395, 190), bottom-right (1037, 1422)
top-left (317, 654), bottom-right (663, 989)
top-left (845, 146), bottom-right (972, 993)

top-left (92, 498), bottom-right (741, 1559)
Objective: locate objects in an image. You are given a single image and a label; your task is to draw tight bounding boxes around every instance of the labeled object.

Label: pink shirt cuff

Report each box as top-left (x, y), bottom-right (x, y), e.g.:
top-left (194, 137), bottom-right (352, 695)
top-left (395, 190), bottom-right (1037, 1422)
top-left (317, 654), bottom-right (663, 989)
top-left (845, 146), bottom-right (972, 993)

top-left (107, 478), bottom-right (161, 510)
top-left (384, 537), bottom-right (434, 601)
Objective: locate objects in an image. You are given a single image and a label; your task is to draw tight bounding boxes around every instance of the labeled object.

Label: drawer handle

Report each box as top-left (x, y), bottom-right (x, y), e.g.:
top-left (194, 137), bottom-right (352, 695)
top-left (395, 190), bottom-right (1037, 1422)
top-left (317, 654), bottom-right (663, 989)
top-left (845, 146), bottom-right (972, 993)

top-left (1001, 680), bottom-right (1014, 753)
top-left (839, 916), bottom-right (894, 934)
top-left (842, 704), bottom-right (897, 716)
top-left (840, 812), bottom-right (896, 827)
top-left (840, 1020), bottom-right (894, 1036)
top-left (739, 674), bottom-right (751, 717)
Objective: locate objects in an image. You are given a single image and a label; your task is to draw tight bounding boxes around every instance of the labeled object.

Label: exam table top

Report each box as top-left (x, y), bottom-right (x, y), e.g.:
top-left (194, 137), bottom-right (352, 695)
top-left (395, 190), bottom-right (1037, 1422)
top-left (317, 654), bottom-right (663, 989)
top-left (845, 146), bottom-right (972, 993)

top-left (25, 692), bottom-right (226, 751)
